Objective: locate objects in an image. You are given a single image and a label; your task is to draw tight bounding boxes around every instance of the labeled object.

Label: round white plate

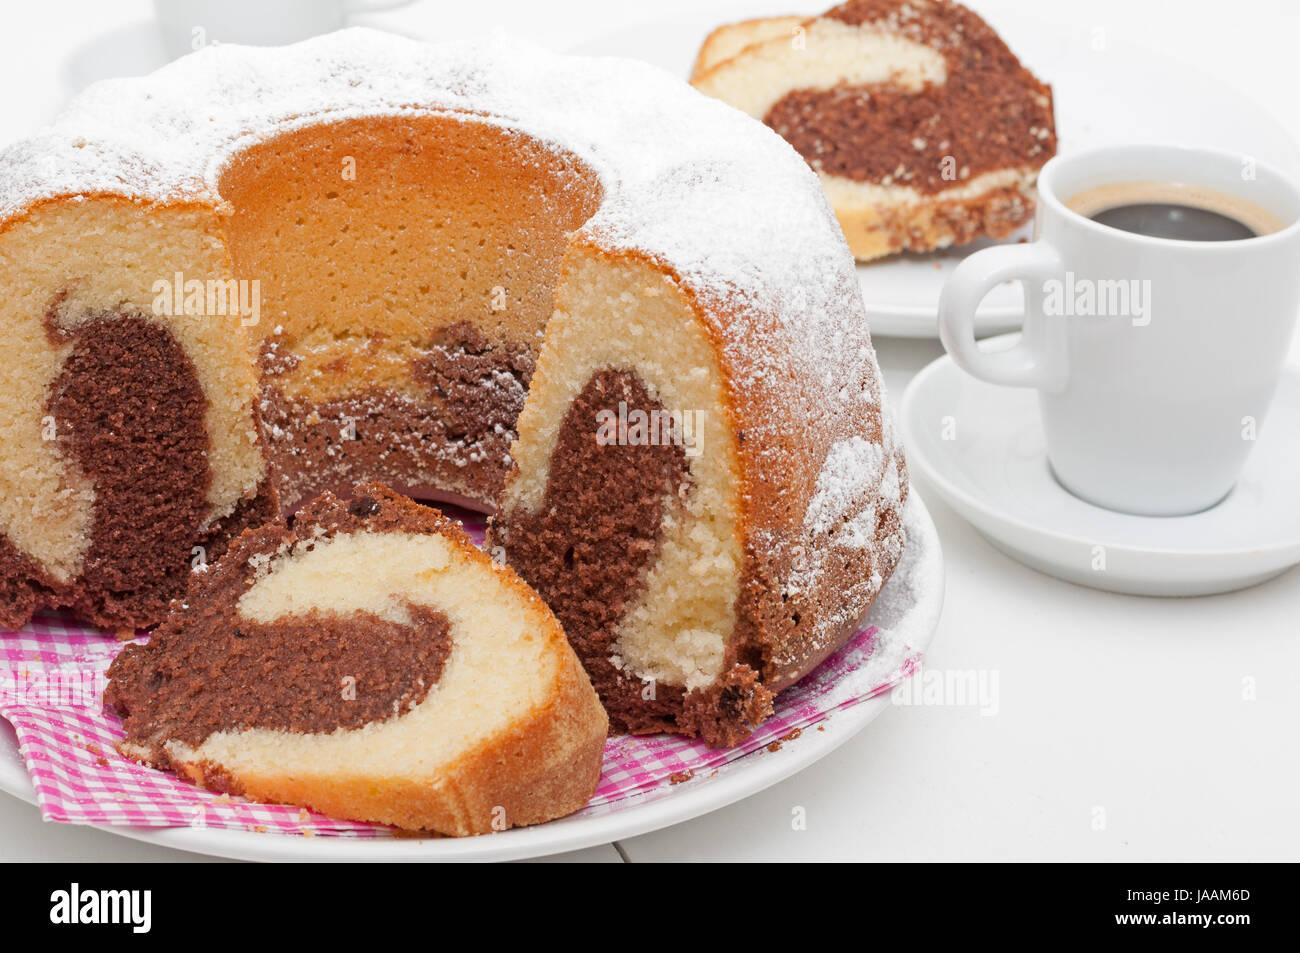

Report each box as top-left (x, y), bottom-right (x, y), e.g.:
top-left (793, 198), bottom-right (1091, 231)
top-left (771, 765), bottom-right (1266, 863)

top-left (0, 494), bottom-right (943, 862)
top-left (900, 342), bottom-right (1300, 596)
top-left (566, 9), bottom-right (1300, 338)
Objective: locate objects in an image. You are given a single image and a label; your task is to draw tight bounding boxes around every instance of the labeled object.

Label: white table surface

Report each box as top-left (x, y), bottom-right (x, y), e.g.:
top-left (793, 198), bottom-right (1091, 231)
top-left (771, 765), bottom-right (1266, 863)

top-left (1, 0), bottom-right (1297, 863)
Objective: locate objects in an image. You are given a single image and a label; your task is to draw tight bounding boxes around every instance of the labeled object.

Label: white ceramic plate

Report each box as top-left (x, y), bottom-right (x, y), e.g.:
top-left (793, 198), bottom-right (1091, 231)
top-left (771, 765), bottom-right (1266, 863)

top-left (0, 494), bottom-right (943, 862)
top-left (900, 343), bottom-right (1300, 596)
top-left (566, 9), bottom-right (1300, 338)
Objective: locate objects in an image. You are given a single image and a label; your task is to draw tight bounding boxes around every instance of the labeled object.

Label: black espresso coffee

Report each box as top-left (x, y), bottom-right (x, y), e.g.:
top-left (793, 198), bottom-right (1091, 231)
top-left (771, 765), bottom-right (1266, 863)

top-left (1090, 202), bottom-right (1254, 241)
top-left (1066, 181), bottom-right (1284, 242)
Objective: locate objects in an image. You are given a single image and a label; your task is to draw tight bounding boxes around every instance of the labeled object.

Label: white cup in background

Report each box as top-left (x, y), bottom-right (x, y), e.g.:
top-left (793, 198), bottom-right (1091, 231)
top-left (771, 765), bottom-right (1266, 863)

top-left (154, 0), bottom-right (412, 59)
top-left (938, 144), bottom-right (1300, 517)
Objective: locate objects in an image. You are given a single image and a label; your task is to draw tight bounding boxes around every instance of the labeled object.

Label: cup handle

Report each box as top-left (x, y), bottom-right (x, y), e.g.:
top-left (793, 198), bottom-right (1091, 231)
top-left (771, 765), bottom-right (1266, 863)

top-left (938, 241), bottom-right (1068, 392)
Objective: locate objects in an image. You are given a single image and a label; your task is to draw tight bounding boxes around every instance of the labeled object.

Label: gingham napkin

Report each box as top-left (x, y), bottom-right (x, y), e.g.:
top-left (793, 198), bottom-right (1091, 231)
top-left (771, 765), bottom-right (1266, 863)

top-left (0, 513), bottom-right (921, 835)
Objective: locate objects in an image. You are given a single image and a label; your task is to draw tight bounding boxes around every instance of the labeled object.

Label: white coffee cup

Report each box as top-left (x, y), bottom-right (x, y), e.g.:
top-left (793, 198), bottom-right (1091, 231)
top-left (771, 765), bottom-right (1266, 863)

top-left (938, 144), bottom-right (1300, 516)
top-left (154, 0), bottom-right (412, 59)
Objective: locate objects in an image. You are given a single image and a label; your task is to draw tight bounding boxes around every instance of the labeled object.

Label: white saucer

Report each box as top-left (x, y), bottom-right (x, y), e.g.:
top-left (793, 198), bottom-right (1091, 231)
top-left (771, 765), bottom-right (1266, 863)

top-left (900, 339), bottom-right (1300, 596)
top-left (566, 6), bottom-right (1300, 338)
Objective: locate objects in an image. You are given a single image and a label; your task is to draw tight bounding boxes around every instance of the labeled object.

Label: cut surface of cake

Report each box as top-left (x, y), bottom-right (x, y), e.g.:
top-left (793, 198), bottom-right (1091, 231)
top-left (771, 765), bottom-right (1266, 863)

top-left (3, 29), bottom-right (908, 747)
top-left (0, 198), bottom-right (274, 630)
top-left (493, 244), bottom-right (907, 746)
top-left (105, 483), bottom-right (607, 834)
top-left (691, 0), bottom-right (1057, 260)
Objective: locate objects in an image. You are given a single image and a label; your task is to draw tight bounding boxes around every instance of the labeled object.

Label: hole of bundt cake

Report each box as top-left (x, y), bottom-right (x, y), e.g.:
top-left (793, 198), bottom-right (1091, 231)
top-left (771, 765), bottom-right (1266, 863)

top-left (218, 113), bottom-right (602, 514)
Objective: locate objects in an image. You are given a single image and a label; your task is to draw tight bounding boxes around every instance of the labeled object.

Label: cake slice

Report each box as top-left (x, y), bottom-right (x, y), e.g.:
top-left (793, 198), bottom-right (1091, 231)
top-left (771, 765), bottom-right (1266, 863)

top-left (691, 0), bottom-right (1057, 260)
top-left (104, 483), bottom-right (607, 835)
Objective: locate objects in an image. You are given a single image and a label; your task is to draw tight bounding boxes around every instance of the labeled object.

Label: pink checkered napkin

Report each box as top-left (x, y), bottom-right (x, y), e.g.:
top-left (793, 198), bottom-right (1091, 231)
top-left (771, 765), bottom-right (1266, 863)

top-left (0, 613), bottom-right (382, 835)
top-left (0, 512), bottom-right (921, 834)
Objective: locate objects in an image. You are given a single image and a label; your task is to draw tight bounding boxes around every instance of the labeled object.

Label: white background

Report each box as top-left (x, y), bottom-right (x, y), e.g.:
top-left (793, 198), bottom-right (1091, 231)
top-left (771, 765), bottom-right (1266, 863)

top-left (0, 0), bottom-right (1297, 862)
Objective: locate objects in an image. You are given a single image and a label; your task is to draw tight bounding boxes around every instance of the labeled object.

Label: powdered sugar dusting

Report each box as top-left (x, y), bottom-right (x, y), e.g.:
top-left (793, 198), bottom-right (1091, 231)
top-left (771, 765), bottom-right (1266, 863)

top-left (806, 435), bottom-right (887, 541)
top-left (0, 24), bottom-right (875, 443)
top-left (783, 398), bottom-right (907, 643)
top-left (0, 28), bottom-right (856, 349)
top-left (862, 491), bottom-right (943, 646)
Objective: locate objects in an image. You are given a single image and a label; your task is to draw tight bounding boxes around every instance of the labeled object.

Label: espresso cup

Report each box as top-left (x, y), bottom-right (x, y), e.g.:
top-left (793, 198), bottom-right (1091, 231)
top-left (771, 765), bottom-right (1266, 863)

top-left (938, 144), bottom-right (1300, 516)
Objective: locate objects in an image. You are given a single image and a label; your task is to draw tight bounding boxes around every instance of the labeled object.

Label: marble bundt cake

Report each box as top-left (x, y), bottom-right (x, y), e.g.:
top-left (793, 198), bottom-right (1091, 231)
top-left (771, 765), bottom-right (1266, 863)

top-left (1, 29), bottom-right (906, 745)
top-left (691, 0), bottom-right (1057, 260)
top-left (105, 484), bottom-right (608, 834)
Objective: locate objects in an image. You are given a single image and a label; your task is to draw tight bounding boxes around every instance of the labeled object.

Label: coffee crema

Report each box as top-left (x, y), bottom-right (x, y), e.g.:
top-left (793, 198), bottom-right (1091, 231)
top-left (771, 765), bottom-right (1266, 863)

top-left (1065, 181), bottom-right (1285, 242)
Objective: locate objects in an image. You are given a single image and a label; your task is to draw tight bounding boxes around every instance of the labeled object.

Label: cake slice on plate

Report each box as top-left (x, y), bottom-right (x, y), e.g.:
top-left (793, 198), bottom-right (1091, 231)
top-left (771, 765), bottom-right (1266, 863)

top-left (104, 483), bottom-right (608, 835)
top-left (691, 0), bottom-right (1057, 260)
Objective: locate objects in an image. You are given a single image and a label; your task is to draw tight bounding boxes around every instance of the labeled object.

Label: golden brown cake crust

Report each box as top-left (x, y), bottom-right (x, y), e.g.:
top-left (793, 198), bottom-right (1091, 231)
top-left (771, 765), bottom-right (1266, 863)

top-left (832, 182), bottom-right (1039, 260)
top-left (689, 15), bottom-right (809, 80)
